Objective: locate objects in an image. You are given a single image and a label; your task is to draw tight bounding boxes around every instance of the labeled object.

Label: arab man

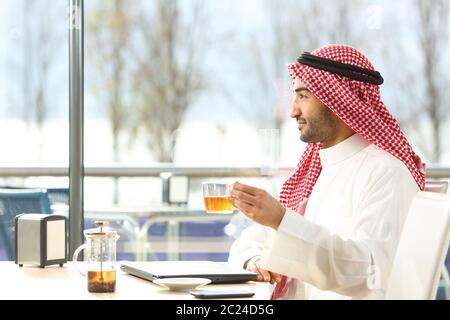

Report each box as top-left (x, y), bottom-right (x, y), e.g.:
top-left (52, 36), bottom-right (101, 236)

top-left (228, 44), bottom-right (425, 300)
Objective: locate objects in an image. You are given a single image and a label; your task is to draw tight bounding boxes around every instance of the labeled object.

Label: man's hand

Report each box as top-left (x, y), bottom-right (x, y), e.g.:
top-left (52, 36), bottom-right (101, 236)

top-left (245, 256), bottom-right (281, 284)
top-left (229, 182), bottom-right (286, 230)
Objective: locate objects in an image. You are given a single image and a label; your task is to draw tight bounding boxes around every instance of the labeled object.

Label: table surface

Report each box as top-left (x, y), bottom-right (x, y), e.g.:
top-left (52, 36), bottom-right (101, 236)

top-left (0, 262), bottom-right (272, 300)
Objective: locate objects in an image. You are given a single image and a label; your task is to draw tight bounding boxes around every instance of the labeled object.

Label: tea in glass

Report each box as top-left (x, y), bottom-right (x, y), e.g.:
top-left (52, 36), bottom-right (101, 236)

top-left (88, 270), bottom-right (116, 293)
top-left (203, 183), bottom-right (234, 214)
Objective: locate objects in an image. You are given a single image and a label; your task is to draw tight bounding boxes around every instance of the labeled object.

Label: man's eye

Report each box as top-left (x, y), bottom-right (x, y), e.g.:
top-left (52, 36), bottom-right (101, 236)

top-left (299, 94), bottom-right (307, 99)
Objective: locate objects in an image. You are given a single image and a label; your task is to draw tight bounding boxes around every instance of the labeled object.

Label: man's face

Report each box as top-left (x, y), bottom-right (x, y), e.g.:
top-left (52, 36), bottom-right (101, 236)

top-left (290, 78), bottom-right (340, 145)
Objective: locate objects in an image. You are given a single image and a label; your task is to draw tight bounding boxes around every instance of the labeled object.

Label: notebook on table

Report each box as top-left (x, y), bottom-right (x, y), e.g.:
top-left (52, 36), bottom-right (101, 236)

top-left (120, 261), bottom-right (257, 284)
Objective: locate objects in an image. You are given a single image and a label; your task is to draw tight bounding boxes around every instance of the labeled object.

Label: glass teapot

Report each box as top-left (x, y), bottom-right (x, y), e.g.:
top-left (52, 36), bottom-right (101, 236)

top-left (73, 221), bottom-right (120, 293)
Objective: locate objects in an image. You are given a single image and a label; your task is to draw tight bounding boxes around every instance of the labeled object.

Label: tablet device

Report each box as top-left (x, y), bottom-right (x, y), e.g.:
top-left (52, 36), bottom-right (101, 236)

top-left (190, 289), bottom-right (255, 299)
top-left (120, 261), bottom-right (257, 284)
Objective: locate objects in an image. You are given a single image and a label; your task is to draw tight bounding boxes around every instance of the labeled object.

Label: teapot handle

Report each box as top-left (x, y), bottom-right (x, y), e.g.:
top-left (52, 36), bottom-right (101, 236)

top-left (72, 244), bottom-right (87, 276)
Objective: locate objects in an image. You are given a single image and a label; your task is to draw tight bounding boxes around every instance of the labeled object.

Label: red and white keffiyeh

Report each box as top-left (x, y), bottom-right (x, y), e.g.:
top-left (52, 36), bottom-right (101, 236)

top-left (272, 44), bottom-right (426, 299)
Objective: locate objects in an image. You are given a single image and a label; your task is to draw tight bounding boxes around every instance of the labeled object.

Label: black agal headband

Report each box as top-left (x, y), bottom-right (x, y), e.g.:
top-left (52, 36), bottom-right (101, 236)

top-left (297, 52), bottom-right (384, 85)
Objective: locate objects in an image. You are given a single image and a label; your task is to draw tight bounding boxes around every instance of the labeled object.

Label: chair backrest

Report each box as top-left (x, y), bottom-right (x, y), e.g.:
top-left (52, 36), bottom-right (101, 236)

top-left (425, 181), bottom-right (449, 194)
top-left (0, 188), bottom-right (52, 260)
top-left (386, 191), bottom-right (450, 299)
top-left (46, 188), bottom-right (69, 205)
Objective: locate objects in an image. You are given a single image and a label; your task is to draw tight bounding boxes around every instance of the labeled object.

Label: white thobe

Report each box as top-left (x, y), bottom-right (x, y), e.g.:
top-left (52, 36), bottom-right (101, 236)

top-left (228, 134), bottom-right (419, 299)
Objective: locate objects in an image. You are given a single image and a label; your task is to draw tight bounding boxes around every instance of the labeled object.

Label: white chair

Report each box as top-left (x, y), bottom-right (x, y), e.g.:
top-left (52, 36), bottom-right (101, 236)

top-left (425, 180), bottom-right (450, 299)
top-left (386, 191), bottom-right (450, 299)
top-left (425, 180), bottom-right (449, 194)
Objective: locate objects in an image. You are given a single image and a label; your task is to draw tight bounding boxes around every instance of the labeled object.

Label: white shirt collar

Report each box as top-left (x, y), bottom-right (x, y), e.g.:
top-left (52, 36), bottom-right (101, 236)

top-left (319, 134), bottom-right (370, 167)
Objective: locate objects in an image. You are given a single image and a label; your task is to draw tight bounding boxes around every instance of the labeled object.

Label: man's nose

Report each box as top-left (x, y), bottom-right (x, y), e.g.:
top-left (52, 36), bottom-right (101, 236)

top-left (290, 102), bottom-right (301, 119)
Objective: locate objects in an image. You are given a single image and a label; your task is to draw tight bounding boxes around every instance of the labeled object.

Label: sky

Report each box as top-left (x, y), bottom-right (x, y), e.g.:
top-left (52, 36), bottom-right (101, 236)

top-left (0, 0), bottom-right (424, 122)
top-left (0, 0), bottom-right (273, 122)
top-left (0, 0), bottom-right (304, 169)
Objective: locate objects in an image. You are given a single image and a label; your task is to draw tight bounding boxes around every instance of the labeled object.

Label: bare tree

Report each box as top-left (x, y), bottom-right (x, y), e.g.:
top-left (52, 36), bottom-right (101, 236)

top-left (132, 0), bottom-right (209, 162)
top-left (87, 0), bottom-right (135, 203)
top-left (407, 0), bottom-right (448, 163)
top-left (88, 0), bottom-right (134, 164)
top-left (9, 1), bottom-right (63, 160)
top-left (232, 0), bottom-right (369, 131)
top-left (386, 0), bottom-right (449, 163)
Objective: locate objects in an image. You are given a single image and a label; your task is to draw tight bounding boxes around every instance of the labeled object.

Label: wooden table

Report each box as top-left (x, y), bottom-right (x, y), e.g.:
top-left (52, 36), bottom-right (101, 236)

top-left (0, 262), bottom-right (271, 300)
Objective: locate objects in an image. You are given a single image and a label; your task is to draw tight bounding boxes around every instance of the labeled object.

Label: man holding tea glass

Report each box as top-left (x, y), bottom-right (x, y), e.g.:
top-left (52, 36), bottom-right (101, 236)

top-left (227, 45), bottom-right (425, 299)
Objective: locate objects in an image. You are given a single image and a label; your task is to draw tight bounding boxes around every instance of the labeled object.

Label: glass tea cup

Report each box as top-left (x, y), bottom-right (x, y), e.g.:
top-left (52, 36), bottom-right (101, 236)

top-left (73, 221), bottom-right (120, 293)
top-left (202, 182), bottom-right (234, 214)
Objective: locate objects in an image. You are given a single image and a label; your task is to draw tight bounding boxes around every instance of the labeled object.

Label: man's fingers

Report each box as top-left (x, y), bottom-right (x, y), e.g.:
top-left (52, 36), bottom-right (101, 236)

top-left (246, 265), bottom-right (264, 281)
top-left (229, 197), bottom-right (254, 213)
top-left (230, 189), bottom-right (256, 204)
top-left (255, 265), bottom-right (272, 282)
top-left (249, 265), bottom-right (276, 283)
top-left (260, 269), bottom-right (272, 282)
top-left (245, 256), bottom-right (280, 284)
top-left (269, 272), bottom-right (282, 284)
top-left (255, 271), bottom-right (264, 281)
top-left (253, 268), bottom-right (265, 282)
top-left (228, 196), bottom-right (244, 208)
top-left (231, 182), bottom-right (260, 197)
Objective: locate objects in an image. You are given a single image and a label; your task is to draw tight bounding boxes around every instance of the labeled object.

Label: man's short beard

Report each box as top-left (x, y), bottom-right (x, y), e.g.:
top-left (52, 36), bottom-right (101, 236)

top-left (300, 108), bottom-right (337, 144)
